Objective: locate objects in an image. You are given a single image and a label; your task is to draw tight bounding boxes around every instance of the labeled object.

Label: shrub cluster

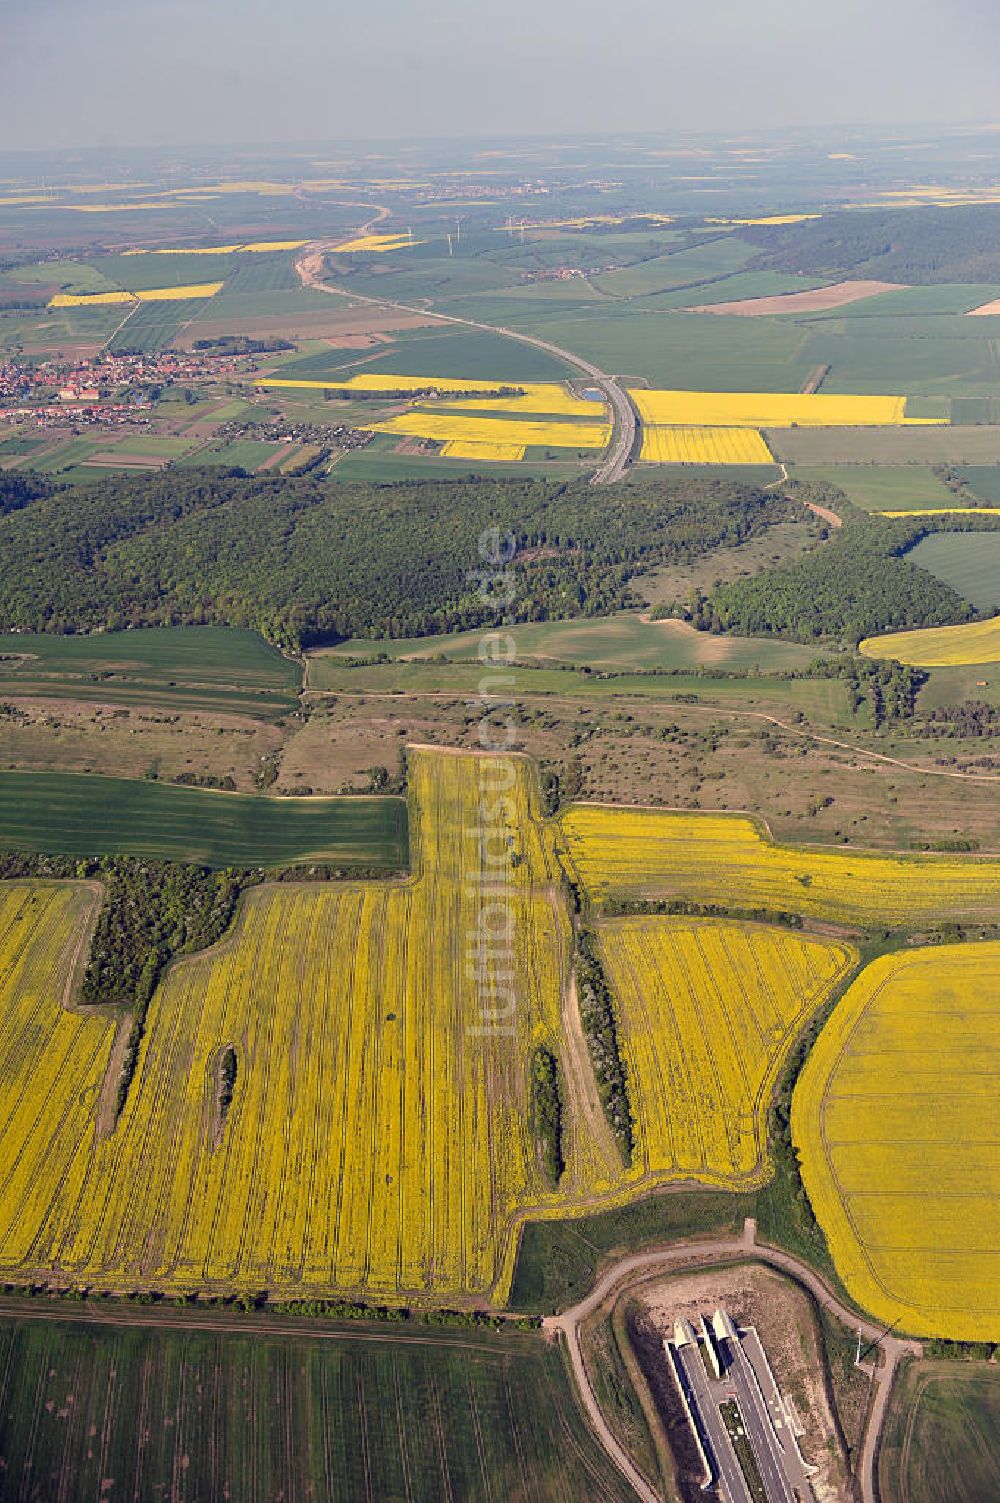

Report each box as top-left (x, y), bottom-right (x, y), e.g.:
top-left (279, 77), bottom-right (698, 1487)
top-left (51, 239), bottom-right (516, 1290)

top-left (530, 1047), bottom-right (565, 1186)
top-left (575, 930), bottom-right (634, 1163)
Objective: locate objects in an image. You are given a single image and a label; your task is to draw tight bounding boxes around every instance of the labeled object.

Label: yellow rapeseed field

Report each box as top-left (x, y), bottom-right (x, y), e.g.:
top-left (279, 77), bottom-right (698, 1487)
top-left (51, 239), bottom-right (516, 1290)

top-left (372, 411), bottom-right (611, 451)
top-left (134, 282), bottom-right (223, 302)
top-left (0, 754), bottom-right (575, 1301)
top-left (860, 615), bottom-right (1000, 667)
top-left (600, 918), bottom-right (854, 1181)
top-left (0, 881), bottom-right (117, 1272)
top-left (874, 508), bottom-right (986, 517)
top-left (559, 804), bottom-right (1000, 925)
top-left (49, 282), bottom-right (222, 309)
top-left (10, 754), bottom-right (1000, 1309)
top-left (441, 439), bottom-right (526, 461)
top-left (631, 389), bottom-right (934, 428)
top-left (331, 233), bottom-right (423, 253)
top-left (260, 373), bottom-right (594, 405)
top-left (792, 942), bottom-right (1000, 1340)
top-left (261, 374), bottom-right (507, 394)
top-left (48, 290), bottom-right (135, 307)
top-left (444, 387), bottom-right (605, 417)
top-left (640, 425), bottom-right (773, 464)
top-left (124, 242), bottom-right (305, 255)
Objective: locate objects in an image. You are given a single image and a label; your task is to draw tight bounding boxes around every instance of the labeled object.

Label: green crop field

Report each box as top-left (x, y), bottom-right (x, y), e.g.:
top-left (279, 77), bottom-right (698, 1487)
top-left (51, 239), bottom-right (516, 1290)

top-left (645, 269), bottom-right (829, 309)
top-left (0, 625), bottom-right (301, 716)
top-left (6, 258), bottom-right (120, 294)
top-left (29, 438), bottom-right (100, 473)
top-left (276, 326), bottom-right (573, 382)
top-left (792, 466), bottom-right (963, 511)
top-left (110, 300), bottom-right (209, 353)
top-left (586, 236), bottom-right (755, 297)
top-left (906, 532), bottom-right (1000, 610)
top-left (331, 446), bottom-right (584, 482)
top-left (517, 309), bottom-right (814, 389)
top-left (109, 434), bottom-right (197, 459)
top-left (307, 656), bottom-right (852, 723)
top-left (328, 611), bottom-right (817, 673)
top-left (957, 465), bottom-right (1000, 502)
top-left (806, 320), bottom-right (1000, 396)
top-left (0, 433), bottom-right (46, 459)
top-left (174, 438), bottom-right (283, 470)
top-left (88, 252), bottom-right (241, 291)
top-left (0, 771), bottom-right (407, 866)
top-left (634, 461), bottom-right (783, 485)
top-left (0, 1313), bottom-right (634, 1503)
top-left (772, 426), bottom-right (1000, 466)
top-left (952, 397), bottom-right (1000, 424)
top-left (918, 666), bottom-right (1000, 712)
top-left (878, 1362), bottom-right (1000, 1503)
top-left (188, 287), bottom-right (338, 321)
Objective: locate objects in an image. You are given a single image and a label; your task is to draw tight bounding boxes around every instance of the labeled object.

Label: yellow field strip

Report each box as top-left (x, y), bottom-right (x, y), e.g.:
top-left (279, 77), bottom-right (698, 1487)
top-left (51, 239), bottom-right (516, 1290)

top-left (560, 803), bottom-right (1000, 925)
top-left (259, 374), bottom-right (605, 421)
top-left (49, 282), bottom-right (223, 308)
top-left (640, 425), bottom-right (773, 464)
top-left (874, 508), bottom-right (994, 517)
top-left (372, 411), bottom-right (611, 451)
top-left (860, 615), bottom-right (1000, 667)
top-left (47, 290), bottom-right (134, 307)
top-left (440, 440), bottom-right (526, 461)
top-left (793, 941), bottom-right (1000, 1340)
top-left (707, 214), bottom-right (821, 226)
top-left (331, 234), bottom-right (423, 253)
top-left (123, 241), bottom-right (306, 256)
top-left (631, 389), bottom-right (945, 429)
top-left (438, 389), bottom-right (605, 417)
top-left (600, 918), bottom-right (855, 1182)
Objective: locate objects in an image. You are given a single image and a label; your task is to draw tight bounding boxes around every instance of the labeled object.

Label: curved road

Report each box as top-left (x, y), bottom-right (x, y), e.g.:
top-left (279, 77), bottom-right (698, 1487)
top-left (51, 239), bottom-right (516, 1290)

top-left (294, 241), bottom-right (636, 483)
top-left (543, 1219), bottom-right (921, 1503)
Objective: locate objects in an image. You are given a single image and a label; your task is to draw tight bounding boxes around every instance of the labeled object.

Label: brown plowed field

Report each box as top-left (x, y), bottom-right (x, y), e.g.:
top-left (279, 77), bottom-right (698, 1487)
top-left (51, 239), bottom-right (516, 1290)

top-left (173, 309), bottom-right (436, 346)
top-left (688, 279), bottom-right (906, 316)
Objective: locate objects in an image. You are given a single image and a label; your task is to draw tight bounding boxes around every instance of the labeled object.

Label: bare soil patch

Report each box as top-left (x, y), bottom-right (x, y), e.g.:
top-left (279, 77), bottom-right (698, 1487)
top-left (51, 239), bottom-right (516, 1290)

top-left (84, 452), bottom-right (168, 469)
top-left (0, 698), bottom-right (281, 790)
top-left (323, 332), bottom-right (394, 349)
top-left (966, 297), bottom-right (1000, 316)
top-left (688, 279), bottom-right (906, 317)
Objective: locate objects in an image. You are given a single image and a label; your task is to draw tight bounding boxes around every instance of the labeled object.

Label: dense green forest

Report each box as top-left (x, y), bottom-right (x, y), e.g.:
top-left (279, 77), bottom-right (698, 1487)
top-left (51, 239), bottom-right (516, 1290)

top-left (710, 514), bottom-right (991, 643)
top-left (740, 205), bottom-right (1000, 284)
top-left (0, 470), bottom-right (793, 648)
top-left (0, 471), bottom-right (52, 518)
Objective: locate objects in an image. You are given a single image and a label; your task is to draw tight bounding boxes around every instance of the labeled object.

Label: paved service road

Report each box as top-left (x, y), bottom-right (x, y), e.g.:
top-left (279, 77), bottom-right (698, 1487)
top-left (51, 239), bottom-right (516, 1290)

top-left (676, 1341), bottom-right (754, 1503)
top-left (543, 1220), bottom-right (921, 1503)
top-left (294, 243), bottom-right (638, 484)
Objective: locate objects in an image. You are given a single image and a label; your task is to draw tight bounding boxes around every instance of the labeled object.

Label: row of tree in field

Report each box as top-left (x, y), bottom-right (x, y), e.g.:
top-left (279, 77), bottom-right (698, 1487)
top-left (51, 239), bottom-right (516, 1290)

top-left (575, 930), bottom-right (634, 1164)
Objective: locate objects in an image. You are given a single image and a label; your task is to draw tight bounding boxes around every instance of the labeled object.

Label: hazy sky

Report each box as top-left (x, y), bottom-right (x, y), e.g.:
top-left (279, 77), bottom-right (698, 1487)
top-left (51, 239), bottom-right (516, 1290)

top-left (1, 0), bottom-right (999, 151)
